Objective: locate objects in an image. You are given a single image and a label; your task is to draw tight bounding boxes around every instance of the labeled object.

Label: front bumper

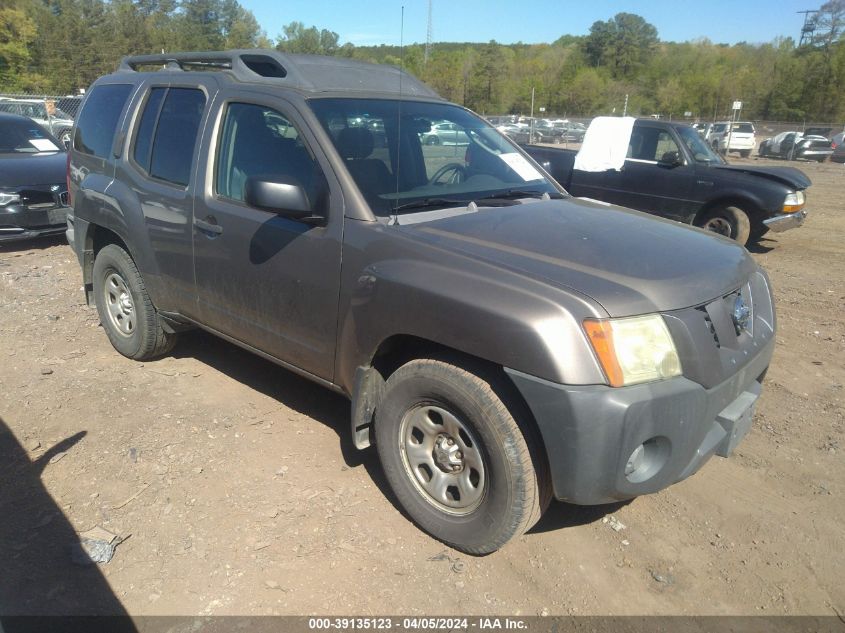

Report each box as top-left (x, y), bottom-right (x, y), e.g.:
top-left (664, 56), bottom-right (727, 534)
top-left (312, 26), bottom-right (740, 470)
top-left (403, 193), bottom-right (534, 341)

top-left (505, 335), bottom-right (774, 505)
top-left (0, 193), bottom-right (69, 243)
top-left (764, 209), bottom-right (807, 233)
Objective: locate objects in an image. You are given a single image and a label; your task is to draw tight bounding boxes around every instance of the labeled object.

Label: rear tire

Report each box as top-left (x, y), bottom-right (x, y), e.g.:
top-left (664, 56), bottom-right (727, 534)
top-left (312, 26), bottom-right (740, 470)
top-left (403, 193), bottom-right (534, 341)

top-left (696, 205), bottom-right (751, 246)
top-left (93, 244), bottom-right (177, 360)
top-left (375, 358), bottom-right (550, 554)
top-left (740, 150), bottom-right (751, 158)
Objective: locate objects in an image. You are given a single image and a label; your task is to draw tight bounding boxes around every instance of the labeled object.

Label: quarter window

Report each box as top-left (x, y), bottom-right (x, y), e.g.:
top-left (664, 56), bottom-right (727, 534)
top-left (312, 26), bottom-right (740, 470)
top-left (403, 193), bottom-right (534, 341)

top-left (73, 84), bottom-right (133, 158)
top-left (216, 102), bottom-right (322, 206)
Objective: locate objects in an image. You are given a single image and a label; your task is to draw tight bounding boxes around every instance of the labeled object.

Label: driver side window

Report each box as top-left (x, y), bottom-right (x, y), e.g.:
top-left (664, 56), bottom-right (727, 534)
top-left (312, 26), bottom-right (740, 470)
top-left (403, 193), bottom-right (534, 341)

top-left (216, 103), bottom-right (323, 209)
top-left (628, 128), bottom-right (680, 162)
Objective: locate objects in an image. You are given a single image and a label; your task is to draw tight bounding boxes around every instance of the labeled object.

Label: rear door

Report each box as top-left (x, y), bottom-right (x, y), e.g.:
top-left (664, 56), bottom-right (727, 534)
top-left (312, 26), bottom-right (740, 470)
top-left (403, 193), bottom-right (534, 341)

top-left (191, 91), bottom-right (343, 381)
top-left (116, 81), bottom-right (214, 316)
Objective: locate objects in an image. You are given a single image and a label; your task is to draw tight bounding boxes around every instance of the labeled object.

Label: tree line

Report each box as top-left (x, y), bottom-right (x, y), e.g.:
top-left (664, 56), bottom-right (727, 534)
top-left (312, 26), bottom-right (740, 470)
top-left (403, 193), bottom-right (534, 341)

top-left (1, 0), bottom-right (843, 123)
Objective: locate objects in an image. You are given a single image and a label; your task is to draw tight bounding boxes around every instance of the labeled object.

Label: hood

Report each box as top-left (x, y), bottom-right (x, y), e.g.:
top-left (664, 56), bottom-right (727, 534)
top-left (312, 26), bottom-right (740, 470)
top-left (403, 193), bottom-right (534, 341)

top-left (400, 198), bottom-right (757, 317)
top-left (0, 151), bottom-right (67, 187)
top-left (712, 164), bottom-right (811, 189)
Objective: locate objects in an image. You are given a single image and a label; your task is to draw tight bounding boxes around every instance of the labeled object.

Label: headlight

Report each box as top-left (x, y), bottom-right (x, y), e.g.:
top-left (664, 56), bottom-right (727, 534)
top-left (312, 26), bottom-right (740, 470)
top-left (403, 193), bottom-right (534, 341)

top-left (783, 190), bottom-right (805, 213)
top-left (583, 315), bottom-right (682, 387)
top-left (0, 192), bottom-right (21, 206)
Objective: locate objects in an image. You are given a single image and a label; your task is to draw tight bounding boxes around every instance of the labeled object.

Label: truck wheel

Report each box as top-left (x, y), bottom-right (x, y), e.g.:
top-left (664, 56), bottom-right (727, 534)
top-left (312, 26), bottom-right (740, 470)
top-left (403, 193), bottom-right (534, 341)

top-left (740, 150), bottom-right (751, 158)
top-left (93, 244), bottom-right (177, 360)
top-left (375, 358), bottom-right (550, 554)
top-left (697, 205), bottom-right (751, 245)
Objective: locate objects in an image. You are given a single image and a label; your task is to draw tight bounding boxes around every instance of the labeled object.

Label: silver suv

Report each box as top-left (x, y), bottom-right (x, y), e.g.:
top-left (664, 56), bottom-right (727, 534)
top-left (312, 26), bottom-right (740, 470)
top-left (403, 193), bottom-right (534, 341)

top-left (706, 121), bottom-right (756, 158)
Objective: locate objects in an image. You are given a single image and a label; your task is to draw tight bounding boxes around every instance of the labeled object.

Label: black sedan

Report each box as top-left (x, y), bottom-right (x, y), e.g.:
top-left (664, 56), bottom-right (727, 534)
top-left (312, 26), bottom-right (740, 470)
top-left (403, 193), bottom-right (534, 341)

top-left (0, 113), bottom-right (70, 242)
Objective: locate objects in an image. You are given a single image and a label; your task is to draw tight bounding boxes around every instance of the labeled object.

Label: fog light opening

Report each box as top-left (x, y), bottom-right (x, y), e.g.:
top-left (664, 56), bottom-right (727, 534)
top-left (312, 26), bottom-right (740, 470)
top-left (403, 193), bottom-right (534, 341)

top-left (625, 436), bottom-right (670, 483)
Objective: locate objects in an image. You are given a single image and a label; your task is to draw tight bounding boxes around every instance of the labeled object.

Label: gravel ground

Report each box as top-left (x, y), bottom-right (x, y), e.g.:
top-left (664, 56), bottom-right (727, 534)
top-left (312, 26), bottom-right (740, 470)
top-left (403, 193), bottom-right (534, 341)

top-left (0, 156), bottom-right (843, 617)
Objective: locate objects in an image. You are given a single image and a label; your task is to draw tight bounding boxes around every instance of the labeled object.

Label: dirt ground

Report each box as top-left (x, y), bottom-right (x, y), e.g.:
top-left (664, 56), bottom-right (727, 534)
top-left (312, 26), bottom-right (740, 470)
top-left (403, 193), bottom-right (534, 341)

top-left (1, 157), bottom-right (843, 618)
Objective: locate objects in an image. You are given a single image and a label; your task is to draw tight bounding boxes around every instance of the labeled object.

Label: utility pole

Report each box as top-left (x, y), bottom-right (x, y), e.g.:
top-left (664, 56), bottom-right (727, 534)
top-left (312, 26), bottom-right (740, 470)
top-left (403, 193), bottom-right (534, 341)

top-left (623, 93), bottom-right (628, 117)
top-left (530, 87), bottom-right (535, 143)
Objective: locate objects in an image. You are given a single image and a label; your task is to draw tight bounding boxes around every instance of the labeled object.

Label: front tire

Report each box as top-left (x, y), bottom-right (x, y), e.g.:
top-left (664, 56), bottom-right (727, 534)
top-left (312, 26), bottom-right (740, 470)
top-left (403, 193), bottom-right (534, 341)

top-left (697, 205), bottom-right (751, 245)
top-left (93, 244), bottom-right (177, 360)
top-left (375, 358), bottom-right (550, 554)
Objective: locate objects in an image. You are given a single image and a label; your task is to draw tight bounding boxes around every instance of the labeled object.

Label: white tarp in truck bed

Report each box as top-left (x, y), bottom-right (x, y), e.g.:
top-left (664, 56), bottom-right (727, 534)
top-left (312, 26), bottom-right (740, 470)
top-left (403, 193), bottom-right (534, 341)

top-left (573, 116), bottom-right (637, 172)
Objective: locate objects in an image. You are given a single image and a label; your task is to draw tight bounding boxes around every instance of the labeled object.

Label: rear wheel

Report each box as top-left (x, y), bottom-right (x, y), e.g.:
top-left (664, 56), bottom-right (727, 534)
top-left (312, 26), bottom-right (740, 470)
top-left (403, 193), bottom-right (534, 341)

top-left (696, 205), bottom-right (751, 246)
top-left (93, 244), bottom-right (177, 360)
top-left (375, 358), bottom-right (550, 554)
top-left (740, 150), bottom-right (751, 158)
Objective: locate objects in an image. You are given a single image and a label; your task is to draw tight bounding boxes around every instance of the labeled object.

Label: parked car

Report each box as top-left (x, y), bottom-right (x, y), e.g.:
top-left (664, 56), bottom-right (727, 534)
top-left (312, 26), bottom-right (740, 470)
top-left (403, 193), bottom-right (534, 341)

top-left (524, 118), bottom-right (809, 245)
top-left (758, 129), bottom-right (833, 162)
top-left (0, 113), bottom-right (70, 242)
top-left (419, 121), bottom-right (470, 145)
top-left (692, 122), bottom-right (712, 137)
top-left (706, 121), bottom-right (756, 157)
top-left (496, 124), bottom-right (531, 143)
top-left (0, 98), bottom-right (75, 147)
top-left (552, 120), bottom-right (587, 142)
top-left (68, 50), bottom-right (777, 554)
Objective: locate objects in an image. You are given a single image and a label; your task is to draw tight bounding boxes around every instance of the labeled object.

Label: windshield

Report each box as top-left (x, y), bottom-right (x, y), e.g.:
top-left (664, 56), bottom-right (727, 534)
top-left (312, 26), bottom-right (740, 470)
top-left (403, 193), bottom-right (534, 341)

top-left (308, 98), bottom-right (560, 216)
top-left (0, 118), bottom-right (62, 153)
top-left (677, 125), bottom-right (725, 164)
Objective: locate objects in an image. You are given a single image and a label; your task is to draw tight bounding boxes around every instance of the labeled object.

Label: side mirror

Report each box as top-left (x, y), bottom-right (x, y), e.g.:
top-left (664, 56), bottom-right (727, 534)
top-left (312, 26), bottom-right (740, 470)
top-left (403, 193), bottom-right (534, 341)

top-left (244, 177), bottom-right (322, 223)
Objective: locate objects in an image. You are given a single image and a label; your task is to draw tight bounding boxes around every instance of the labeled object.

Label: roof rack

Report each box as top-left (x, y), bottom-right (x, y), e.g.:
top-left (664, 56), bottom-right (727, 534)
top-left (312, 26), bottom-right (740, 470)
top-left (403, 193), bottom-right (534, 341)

top-left (116, 49), bottom-right (441, 98)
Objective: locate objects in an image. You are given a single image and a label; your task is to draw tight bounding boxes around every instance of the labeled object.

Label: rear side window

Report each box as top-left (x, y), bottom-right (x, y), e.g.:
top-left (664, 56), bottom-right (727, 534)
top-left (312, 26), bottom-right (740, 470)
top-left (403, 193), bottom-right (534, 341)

top-left (74, 84), bottom-right (133, 158)
top-left (132, 87), bottom-right (206, 187)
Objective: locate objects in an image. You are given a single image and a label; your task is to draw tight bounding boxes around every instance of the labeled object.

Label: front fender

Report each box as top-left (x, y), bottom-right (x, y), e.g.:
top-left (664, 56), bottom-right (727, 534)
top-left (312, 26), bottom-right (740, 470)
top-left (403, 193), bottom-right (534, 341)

top-left (335, 225), bottom-right (609, 395)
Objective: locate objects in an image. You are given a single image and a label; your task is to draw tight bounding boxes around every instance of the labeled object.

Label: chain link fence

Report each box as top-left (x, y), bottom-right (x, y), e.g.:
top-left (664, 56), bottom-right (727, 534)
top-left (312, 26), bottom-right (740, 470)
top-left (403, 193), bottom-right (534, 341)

top-left (0, 91), bottom-right (84, 146)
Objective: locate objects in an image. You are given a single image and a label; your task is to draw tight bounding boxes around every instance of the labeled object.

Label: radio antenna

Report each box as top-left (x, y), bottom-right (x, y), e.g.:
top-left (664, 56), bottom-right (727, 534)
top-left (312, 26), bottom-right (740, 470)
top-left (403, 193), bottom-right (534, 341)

top-left (390, 5), bottom-right (405, 225)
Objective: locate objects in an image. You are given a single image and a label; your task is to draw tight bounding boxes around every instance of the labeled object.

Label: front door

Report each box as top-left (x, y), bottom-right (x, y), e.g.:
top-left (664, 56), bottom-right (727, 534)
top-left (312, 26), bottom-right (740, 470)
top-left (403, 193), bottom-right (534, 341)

top-left (192, 92), bottom-right (343, 381)
top-left (617, 125), bottom-right (696, 221)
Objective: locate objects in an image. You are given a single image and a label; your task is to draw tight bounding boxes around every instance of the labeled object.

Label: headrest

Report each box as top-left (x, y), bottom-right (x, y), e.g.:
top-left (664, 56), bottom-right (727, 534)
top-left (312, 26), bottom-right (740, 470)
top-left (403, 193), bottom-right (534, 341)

top-left (337, 126), bottom-right (375, 160)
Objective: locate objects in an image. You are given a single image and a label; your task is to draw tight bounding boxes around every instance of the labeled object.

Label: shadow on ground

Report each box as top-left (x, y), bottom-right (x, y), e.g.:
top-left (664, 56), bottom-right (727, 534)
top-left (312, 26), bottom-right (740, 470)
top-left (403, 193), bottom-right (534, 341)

top-left (0, 234), bottom-right (67, 254)
top-left (0, 417), bottom-right (135, 625)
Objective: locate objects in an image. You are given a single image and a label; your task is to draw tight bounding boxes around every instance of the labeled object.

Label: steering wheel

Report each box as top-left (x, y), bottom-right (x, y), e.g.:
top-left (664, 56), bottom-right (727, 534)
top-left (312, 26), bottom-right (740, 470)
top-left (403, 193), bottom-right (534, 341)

top-left (429, 163), bottom-right (467, 185)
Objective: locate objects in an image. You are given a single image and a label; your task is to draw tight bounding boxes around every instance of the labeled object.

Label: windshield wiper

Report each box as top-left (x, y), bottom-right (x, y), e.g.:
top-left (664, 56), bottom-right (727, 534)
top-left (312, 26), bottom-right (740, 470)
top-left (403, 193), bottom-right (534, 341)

top-left (474, 189), bottom-right (562, 203)
top-left (391, 197), bottom-right (468, 212)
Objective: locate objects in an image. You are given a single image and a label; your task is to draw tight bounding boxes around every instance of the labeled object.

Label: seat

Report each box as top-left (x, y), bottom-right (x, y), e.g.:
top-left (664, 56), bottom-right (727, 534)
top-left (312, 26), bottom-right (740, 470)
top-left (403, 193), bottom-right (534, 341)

top-left (336, 127), bottom-right (393, 200)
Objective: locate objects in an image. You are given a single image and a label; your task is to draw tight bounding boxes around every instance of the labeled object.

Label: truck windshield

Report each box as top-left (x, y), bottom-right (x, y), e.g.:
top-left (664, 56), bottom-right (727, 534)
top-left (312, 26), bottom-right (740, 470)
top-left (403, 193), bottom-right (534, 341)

top-left (677, 126), bottom-right (726, 164)
top-left (308, 98), bottom-right (560, 216)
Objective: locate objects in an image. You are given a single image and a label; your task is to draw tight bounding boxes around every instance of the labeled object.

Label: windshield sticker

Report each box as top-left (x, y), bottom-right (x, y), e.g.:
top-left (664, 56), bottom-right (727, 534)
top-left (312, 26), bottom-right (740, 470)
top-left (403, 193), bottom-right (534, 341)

top-left (30, 138), bottom-right (59, 152)
top-left (499, 153), bottom-right (543, 182)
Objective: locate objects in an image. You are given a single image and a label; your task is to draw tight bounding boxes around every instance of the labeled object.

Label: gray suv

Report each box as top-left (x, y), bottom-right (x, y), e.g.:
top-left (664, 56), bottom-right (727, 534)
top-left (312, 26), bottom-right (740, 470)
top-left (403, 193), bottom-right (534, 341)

top-left (67, 50), bottom-right (776, 554)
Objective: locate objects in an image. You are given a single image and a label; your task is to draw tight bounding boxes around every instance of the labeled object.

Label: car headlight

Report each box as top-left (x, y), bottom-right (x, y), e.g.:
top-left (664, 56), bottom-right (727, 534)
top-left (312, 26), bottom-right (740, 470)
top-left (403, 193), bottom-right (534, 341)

top-left (783, 190), bottom-right (805, 213)
top-left (0, 192), bottom-right (21, 206)
top-left (583, 315), bottom-right (682, 387)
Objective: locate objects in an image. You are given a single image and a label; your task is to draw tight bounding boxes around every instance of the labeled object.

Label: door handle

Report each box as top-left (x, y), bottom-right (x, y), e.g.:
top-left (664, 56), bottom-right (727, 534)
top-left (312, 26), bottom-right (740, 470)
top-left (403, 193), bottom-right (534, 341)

top-left (194, 217), bottom-right (223, 236)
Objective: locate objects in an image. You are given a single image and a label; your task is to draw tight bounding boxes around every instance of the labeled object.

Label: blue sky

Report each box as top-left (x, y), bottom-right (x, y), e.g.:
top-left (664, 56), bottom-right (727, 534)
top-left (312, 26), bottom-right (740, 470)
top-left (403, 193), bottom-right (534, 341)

top-left (247, 0), bottom-right (815, 47)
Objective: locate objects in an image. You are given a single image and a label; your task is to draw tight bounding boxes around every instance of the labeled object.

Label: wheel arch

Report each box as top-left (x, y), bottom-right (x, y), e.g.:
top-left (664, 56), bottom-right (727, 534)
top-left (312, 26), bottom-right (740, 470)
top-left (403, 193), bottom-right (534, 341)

top-left (349, 334), bottom-right (549, 478)
top-left (78, 222), bottom-right (135, 305)
top-left (694, 195), bottom-right (766, 231)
